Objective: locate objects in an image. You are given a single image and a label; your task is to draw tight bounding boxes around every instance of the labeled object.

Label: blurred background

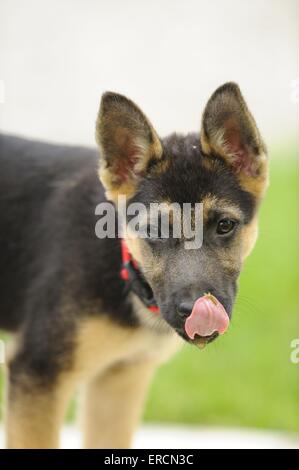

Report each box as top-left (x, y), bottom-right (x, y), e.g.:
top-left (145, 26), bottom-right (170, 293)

top-left (0, 0), bottom-right (298, 440)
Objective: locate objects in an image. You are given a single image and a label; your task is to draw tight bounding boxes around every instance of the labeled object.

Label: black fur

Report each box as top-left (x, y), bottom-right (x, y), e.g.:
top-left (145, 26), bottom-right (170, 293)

top-left (0, 135), bottom-right (137, 382)
top-left (138, 133), bottom-right (254, 220)
top-left (0, 131), bottom-right (256, 381)
top-left (0, 134), bottom-right (135, 331)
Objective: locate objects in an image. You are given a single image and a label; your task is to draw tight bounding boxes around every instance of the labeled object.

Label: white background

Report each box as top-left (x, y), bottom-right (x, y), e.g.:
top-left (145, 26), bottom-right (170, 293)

top-left (0, 0), bottom-right (298, 154)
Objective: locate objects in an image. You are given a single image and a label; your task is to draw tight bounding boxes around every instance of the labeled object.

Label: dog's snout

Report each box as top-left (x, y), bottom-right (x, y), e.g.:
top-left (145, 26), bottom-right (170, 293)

top-left (178, 302), bottom-right (193, 317)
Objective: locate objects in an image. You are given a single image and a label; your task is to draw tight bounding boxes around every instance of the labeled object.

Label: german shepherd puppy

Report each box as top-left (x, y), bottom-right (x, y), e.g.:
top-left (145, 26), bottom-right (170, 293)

top-left (0, 83), bottom-right (268, 448)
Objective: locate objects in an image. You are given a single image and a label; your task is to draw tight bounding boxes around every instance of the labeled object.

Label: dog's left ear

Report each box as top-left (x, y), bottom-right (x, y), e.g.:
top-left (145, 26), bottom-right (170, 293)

top-left (200, 82), bottom-right (268, 198)
top-left (96, 92), bottom-right (162, 201)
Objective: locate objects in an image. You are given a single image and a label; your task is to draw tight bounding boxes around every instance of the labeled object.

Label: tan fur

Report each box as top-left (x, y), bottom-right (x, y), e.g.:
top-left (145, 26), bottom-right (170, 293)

top-left (96, 92), bottom-right (163, 202)
top-left (201, 154), bottom-right (216, 171)
top-left (201, 130), bottom-right (268, 200)
top-left (76, 314), bottom-right (181, 448)
top-left (99, 134), bottom-right (163, 202)
top-left (200, 83), bottom-right (268, 200)
top-left (240, 214), bottom-right (259, 260)
top-left (200, 130), bottom-right (213, 156)
top-left (201, 195), bottom-right (243, 222)
top-left (73, 313), bottom-right (181, 381)
top-left (82, 359), bottom-right (158, 448)
top-left (4, 311), bottom-right (181, 449)
top-left (150, 156), bottom-right (171, 176)
top-left (5, 370), bottom-right (77, 449)
top-left (124, 233), bottom-right (145, 265)
top-left (124, 194), bottom-right (257, 291)
top-left (201, 195), bottom-right (260, 272)
top-left (124, 235), bottom-right (168, 293)
top-left (238, 155), bottom-right (269, 199)
top-left (99, 166), bottom-right (137, 201)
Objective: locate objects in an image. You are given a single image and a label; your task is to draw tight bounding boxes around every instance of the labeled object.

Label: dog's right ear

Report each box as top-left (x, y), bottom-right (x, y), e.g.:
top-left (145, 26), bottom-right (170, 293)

top-left (200, 82), bottom-right (268, 199)
top-left (96, 92), bottom-right (162, 202)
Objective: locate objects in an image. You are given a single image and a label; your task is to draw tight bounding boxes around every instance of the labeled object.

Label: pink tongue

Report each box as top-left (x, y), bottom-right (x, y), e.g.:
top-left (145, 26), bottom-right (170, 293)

top-left (185, 295), bottom-right (230, 339)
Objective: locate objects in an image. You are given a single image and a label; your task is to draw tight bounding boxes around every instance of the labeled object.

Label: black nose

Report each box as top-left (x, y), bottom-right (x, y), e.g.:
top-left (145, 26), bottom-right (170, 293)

top-left (178, 302), bottom-right (193, 316)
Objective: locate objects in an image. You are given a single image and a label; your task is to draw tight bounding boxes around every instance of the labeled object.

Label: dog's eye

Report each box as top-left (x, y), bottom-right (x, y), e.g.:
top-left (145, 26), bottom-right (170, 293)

top-left (216, 218), bottom-right (237, 235)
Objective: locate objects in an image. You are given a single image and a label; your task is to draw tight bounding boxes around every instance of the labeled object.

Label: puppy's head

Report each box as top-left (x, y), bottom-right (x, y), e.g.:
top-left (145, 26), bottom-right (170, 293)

top-left (96, 83), bottom-right (268, 346)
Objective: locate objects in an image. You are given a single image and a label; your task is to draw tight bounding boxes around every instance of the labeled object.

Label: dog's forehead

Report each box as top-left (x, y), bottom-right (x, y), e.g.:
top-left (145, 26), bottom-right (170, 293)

top-left (137, 133), bottom-right (255, 222)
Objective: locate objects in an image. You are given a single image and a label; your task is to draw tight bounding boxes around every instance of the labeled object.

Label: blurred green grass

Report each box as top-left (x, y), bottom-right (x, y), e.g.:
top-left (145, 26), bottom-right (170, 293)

top-left (1, 154), bottom-right (298, 431)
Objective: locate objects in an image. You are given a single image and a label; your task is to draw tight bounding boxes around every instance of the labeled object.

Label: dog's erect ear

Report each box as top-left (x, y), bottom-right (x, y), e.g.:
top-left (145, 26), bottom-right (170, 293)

top-left (200, 82), bottom-right (268, 198)
top-left (96, 92), bottom-right (163, 201)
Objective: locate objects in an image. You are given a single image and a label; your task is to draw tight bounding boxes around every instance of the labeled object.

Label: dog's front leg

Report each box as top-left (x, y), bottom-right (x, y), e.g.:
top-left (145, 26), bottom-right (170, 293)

top-left (5, 327), bottom-right (79, 450)
top-left (5, 367), bottom-right (77, 449)
top-left (82, 359), bottom-right (158, 449)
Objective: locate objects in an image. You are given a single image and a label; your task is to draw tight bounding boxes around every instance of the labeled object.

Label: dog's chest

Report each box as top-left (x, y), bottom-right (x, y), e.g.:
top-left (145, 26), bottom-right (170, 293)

top-left (73, 304), bottom-right (182, 382)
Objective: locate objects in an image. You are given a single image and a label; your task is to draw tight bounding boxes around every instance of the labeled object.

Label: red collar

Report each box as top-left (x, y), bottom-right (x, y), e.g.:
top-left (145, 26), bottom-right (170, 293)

top-left (120, 240), bottom-right (160, 314)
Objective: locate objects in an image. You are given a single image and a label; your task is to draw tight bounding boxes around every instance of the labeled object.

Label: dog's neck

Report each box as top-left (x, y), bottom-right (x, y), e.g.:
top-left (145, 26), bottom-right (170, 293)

top-left (120, 239), bottom-right (160, 314)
